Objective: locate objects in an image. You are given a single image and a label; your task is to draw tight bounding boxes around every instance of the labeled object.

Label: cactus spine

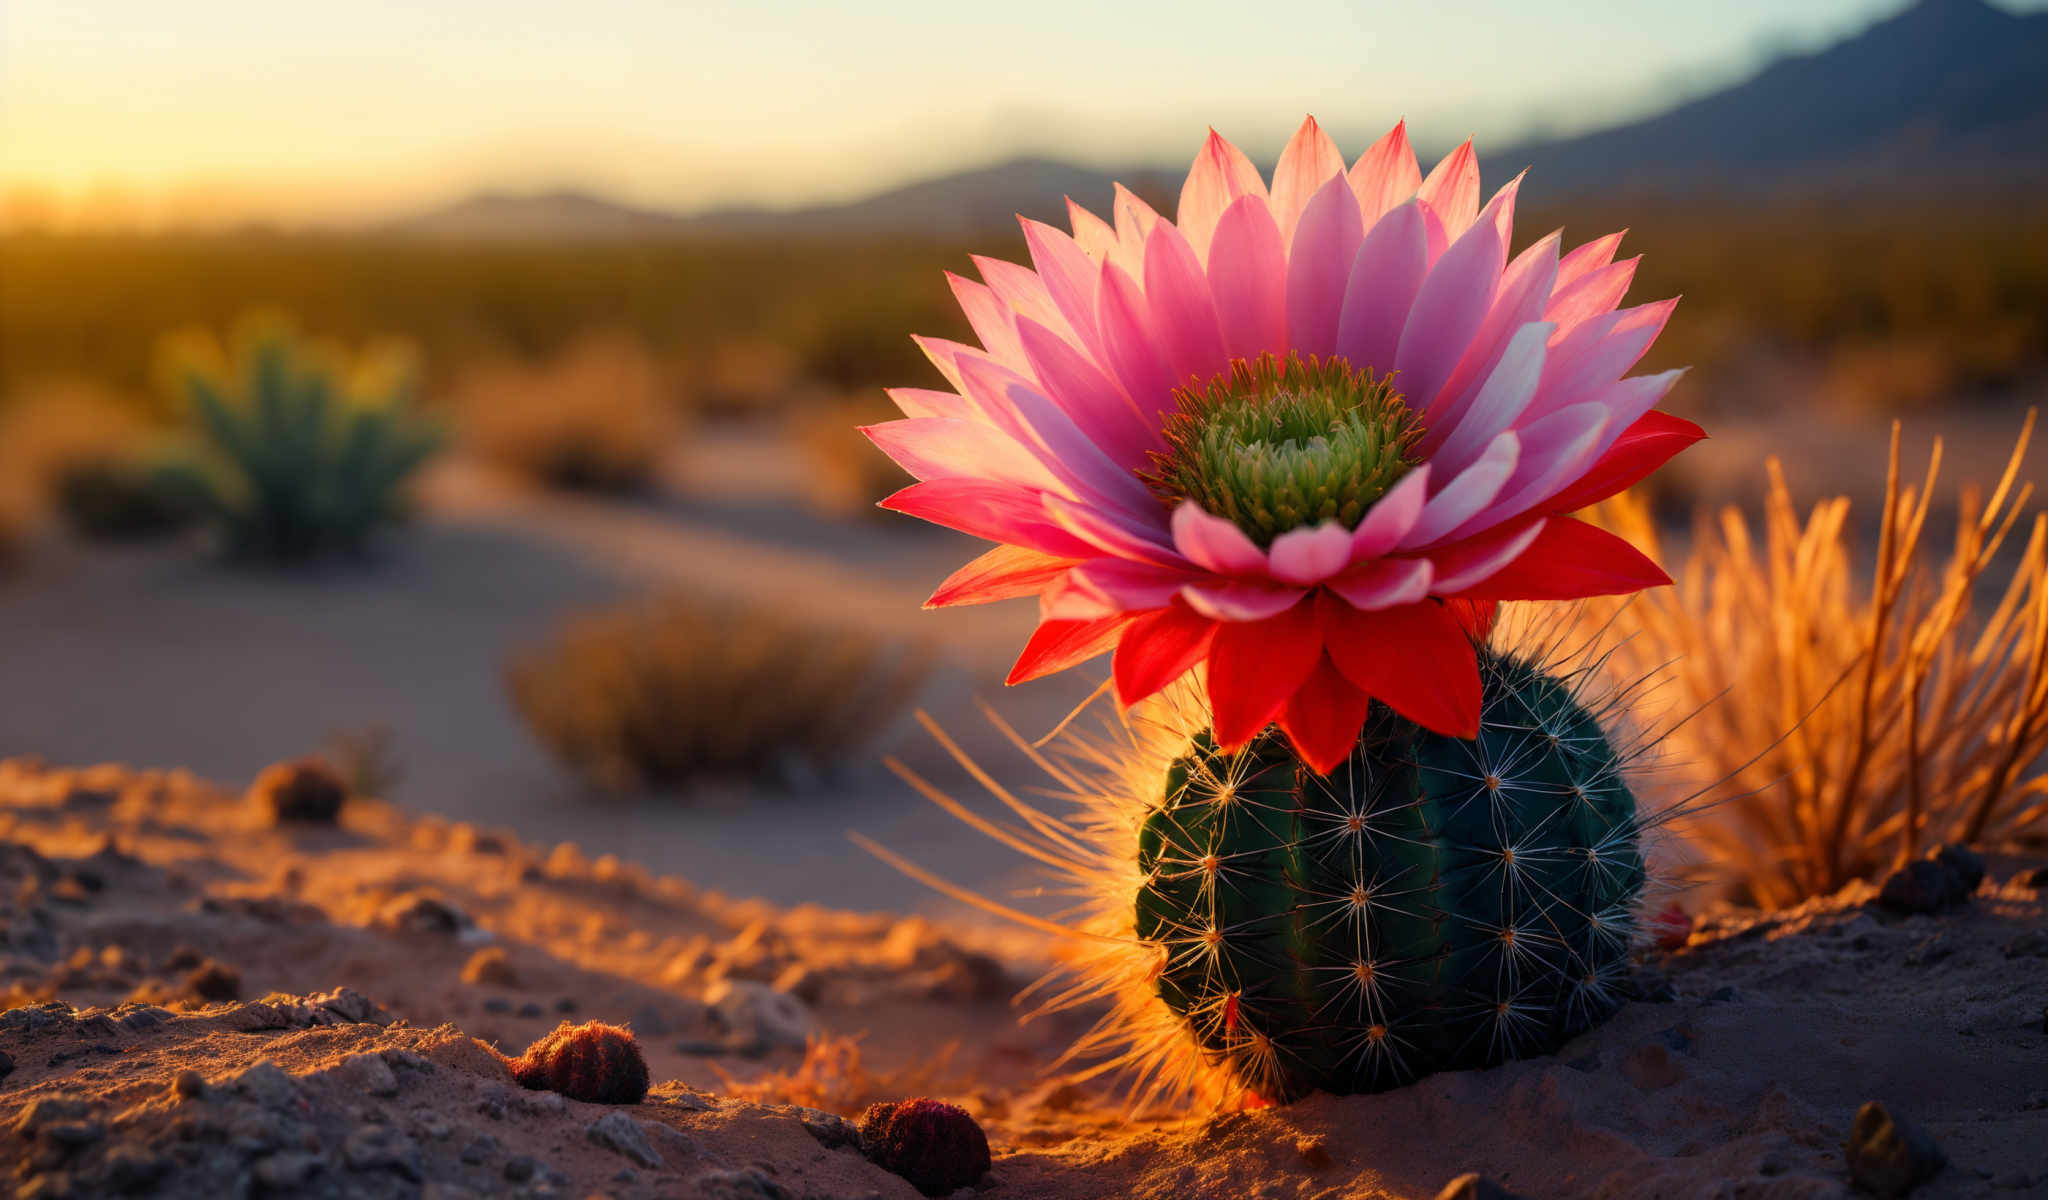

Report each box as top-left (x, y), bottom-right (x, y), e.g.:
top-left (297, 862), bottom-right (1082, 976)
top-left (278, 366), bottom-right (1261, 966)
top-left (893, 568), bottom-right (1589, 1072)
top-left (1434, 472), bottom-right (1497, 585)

top-left (1134, 646), bottom-right (1645, 1099)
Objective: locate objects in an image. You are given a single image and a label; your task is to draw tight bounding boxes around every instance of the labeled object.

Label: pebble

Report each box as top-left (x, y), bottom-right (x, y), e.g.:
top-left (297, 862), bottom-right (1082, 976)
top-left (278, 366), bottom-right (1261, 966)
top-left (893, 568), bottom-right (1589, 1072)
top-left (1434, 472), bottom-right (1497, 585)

top-left (1435, 1175), bottom-right (1529, 1200)
top-left (1845, 1100), bottom-right (1945, 1198)
top-left (1904, 932), bottom-right (1955, 968)
top-left (338, 1051), bottom-right (400, 1097)
top-left (171, 1069), bottom-right (207, 1099)
top-left (460, 1132), bottom-right (500, 1164)
top-left (794, 1105), bottom-right (859, 1150)
top-left (1877, 845), bottom-right (1984, 916)
top-left (461, 946), bottom-right (518, 987)
top-left (343, 1125), bottom-right (424, 1181)
top-left (308, 986), bottom-right (392, 1025)
top-left (587, 1110), bottom-right (664, 1169)
top-left (504, 1155), bottom-right (541, 1182)
top-left (703, 978), bottom-right (814, 1051)
top-left (226, 1061), bottom-right (299, 1109)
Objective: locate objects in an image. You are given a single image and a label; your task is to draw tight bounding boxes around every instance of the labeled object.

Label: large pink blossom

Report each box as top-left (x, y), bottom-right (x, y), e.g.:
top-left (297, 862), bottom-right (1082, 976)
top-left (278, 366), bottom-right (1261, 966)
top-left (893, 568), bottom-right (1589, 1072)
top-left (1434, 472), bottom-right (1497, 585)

top-left (867, 117), bottom-right (1701, 772)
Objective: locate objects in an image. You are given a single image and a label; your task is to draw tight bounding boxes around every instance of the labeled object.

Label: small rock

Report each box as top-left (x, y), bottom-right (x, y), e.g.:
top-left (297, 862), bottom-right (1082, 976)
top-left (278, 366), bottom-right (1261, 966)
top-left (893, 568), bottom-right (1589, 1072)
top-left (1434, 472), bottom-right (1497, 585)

top-left (795, 1106), bottom-right (859, 1150)
top-left (249, 758), bottom-right (348, 825)
top-left (226, 1061), bottom-right (299, 1109)
top-left (483, 996), bottom-right (513, 1014)
top-left (1904, 932), bottom-right (1955, 968)
top-left (554, 996), bottom-right (578, 1014)
top-left (703, 979), bottom-right (813, 1051)
top-left (516, 1001), bottom-right (544, 1018)
top-left (1295, 1135), bottom-right (1332, 1170)
top-left (1846, 1100), bottom-right (1944, 1198)
top-left (587, 1111), bottom-right (664, 1169)
top-left (461, 946), bottom-right (518, 987)
top-left (102, 1145), bottom-right (169, 1192)
top-left (185, 959), bottom-right (241, 1003)
top-left (412, 1110), bottom-right (451, 1140)
top-left (476, 1092), bottom-right (508, 1121)
top-left (376, 890), bottom-right (483, 939)
top-left (338, 1051), bottom-right (400, 1097)
top-left (252, 1151), bottom-right (326, 1189)
top-left (630, 1002), bottom-right (673, 1037)
top-left (503, 1156), bottom-right (540, 1183)
top-left (308, 986), bottom-right (391, 1024)
top-left (1435, 1174), bottom-right (1529, 1200)
top-left (171, 1069), bottom-right (207, 1099)
top-left (1932, 844), bottom-right (1986, 891)
top-left (459, 1133), bottom-right (498, 1164)
top-left (343, 1125), bottom-right (424, 1181)
top-left (1877, 853), bottom-right (1975, 916)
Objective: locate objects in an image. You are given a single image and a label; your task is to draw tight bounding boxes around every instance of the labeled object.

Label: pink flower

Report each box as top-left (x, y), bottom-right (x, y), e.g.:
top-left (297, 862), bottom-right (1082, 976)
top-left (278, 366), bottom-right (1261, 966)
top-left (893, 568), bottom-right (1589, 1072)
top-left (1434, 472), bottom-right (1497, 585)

top-left (867, 117), bottom-right (1701, 772)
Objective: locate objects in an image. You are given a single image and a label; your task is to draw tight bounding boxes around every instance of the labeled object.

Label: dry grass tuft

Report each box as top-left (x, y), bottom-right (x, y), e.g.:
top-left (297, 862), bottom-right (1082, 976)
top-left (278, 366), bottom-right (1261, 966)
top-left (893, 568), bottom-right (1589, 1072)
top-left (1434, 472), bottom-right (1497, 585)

top-left (454, 334), bottom-right (684, 493)
top-left (1594, 413), bottom-right (2047, 908)
top-left (504, 593), bottom-right (931, 792)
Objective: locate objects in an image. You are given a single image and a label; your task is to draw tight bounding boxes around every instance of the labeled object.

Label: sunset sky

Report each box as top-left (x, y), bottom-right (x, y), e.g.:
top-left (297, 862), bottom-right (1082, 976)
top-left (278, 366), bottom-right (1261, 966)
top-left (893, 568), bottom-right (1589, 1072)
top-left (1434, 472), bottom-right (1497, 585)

top-left (2, 0), bottom-right (2034, 229)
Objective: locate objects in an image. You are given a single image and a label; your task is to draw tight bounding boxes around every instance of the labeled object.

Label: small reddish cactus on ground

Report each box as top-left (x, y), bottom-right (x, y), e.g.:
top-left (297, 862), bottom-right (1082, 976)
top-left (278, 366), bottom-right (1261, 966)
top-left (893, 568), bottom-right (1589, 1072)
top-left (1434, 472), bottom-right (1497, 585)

top-left (249, 758), bottom-right (348, 825)
top-left (507, 1020), bottom-right (648, 1104)
top-left (857, 1097), bottom-right (990, 1196)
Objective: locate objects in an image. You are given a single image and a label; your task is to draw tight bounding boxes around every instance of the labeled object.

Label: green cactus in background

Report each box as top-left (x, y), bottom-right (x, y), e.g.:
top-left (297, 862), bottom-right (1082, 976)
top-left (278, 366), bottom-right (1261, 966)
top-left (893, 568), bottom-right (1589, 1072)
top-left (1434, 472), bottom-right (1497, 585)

top-left (159, 319), bottom-right (442, 561)
top-left (1134, 647), bottom-right (1646, 1100)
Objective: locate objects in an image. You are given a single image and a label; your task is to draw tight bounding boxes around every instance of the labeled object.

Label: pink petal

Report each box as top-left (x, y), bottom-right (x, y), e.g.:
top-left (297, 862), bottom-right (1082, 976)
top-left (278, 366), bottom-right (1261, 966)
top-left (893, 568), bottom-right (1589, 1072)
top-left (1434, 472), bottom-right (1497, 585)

top-left (861, 418), bottom-right (1061, 490)
top-left (1545, 254), bottom-right (1639, 331)
top-left (1427, 518), bottom-right (1548, 593)
top-left (1268, 115), bottom-right (1345, 246)
top-left (1114, 602), bottom-right (1219, 705)
top-left (1349, 464), bottom-right (1431, 558)
top-left (1420, 226), bottom-right (1558, 450)
top-left (913, 335), bottom-right (973, 392)
top-left (947, 272), bottom-right (1029, 371)
top-left (1397, 431), bottom-right (1519, 548)
top-left (1007, 615), bottom-right (1126, 685)
top-left (1556, 230), bottom-right (1626, 290)
top-left (1415, 139), bottom-right (1479, 239)
top-left (954, 354), bottom-right (1159, 516)
top-left (973, 254), bottom-right (1073, 344)
top-left (1458, 402), bottom-right (1609, 535)
top-left (1171, 501), bottom-right (1269, 575)
top-left (1333, 199), bottom-right (1428, 376)
top-left (1285, 174), bottom-right (1367, 359)
top-left (1204, 194), bottom-right (1289, 361)
top-left (1141, 221), bottom-right (1228, 387)
top-left (1014, 316), bottom-right (1159, 470)
top-left (1020, 218), bottom-right (1108, 362)
top-left (1096, 262), bottom-right (1178, 424)
top-left (1176, 129), bottom-right (1266, 263)
top-left (1585, 367), bottom-right (1687, 460)
top-left (881, 479), bottom-right (1093, 558)
top-left (1041, 569), bottom-right (1120, 621)
top-left (1181, 579), bottom-right (1309, 622)
top-left (1266, 520), bottom-right (1354, 585)
top-left (1427, 320), bottom-right (1551, 475)
top-left (1067, 198), bottom-right (1118, 261)
top-left (1111, 183), bottom-right (1161, 275)
top-left (1325, 556), bottom-right (1432, 610)
top-left (1043, 492), bottom-right (1183, 567)
top-left (1068, 558), bottom-right (1193, 612)
top-left (1347, 119), bottom-right (1422, 228)
top-left (1395, 189), bottom-right (1511, 419)
top-left (887, 387), bottom-right (972, 421)
top-left (1528, 297), bottom-right (1679, 423)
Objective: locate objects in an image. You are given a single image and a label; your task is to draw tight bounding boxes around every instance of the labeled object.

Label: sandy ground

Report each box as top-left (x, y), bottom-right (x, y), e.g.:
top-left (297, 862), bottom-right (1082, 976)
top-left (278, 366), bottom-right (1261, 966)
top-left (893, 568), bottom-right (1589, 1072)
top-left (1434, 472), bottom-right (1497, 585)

top-left (0, 757), bottom-right (2043, 1199)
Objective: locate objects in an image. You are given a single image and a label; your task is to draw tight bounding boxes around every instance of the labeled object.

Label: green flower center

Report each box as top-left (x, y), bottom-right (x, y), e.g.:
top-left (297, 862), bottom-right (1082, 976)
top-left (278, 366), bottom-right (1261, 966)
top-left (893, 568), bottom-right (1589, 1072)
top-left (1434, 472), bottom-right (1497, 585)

top-left (1142, 353), bottom-right (1421, 548)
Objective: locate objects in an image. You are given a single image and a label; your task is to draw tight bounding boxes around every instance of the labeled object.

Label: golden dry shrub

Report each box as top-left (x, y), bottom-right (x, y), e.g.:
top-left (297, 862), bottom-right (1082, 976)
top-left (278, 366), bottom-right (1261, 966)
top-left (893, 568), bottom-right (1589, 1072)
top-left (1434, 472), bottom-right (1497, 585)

top-left (504, 593), bottom-right (931, 792)
top-left (792, 390), bottom-right (910, 519)
top-left (454, 333), bottom-right (684, 494)
top-left (1591, 414), bottom-right (2046, 908)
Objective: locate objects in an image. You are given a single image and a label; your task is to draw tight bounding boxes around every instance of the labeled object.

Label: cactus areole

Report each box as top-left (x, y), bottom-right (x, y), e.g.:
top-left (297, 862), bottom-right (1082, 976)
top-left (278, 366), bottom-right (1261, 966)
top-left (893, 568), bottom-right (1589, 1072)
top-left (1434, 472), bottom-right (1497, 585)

top-left (1135, 648), bottom-right (1645, 1099)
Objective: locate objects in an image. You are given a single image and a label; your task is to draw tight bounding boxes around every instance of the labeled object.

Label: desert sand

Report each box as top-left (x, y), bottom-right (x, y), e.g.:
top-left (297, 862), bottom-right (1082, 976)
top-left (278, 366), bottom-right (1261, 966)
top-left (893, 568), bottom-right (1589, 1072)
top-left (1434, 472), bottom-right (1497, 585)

top-left (1, 755), bottom-right (2043, 1199)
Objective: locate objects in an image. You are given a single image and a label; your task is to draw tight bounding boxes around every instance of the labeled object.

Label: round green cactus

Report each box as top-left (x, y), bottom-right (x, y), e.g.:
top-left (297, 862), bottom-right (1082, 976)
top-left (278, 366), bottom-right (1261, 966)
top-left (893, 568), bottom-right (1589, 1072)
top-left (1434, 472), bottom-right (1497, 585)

top-left (1134, 647), bottom-right (1646, 1099)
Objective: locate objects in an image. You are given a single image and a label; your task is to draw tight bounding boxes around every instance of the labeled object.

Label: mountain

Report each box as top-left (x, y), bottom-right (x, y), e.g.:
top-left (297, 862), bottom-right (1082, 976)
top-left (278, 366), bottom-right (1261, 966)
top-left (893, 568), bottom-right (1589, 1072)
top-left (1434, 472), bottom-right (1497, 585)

top-left (386, 0), bottom-right (2048, 239)
top-left (1501, 0), bottom-right (2048, 197)
top-left (380, 189), bottom-right (692, 239)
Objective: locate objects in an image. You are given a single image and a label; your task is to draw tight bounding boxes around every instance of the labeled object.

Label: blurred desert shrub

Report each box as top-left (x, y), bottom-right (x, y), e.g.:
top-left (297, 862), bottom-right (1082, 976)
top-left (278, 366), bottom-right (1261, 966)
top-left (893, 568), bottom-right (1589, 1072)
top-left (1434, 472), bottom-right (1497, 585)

top-left (158, 315), bottom-right (443, 561)
top-left (793, 391), bottom-right (911, 518)
top-left (1592, 416), bottom-right (2046, 909)
top-left (0, 382), bottom-right (195, 543)
top-left (505, 594), bottom-right (932, 792)
top-left (453, 333), bottom-right (684, 493)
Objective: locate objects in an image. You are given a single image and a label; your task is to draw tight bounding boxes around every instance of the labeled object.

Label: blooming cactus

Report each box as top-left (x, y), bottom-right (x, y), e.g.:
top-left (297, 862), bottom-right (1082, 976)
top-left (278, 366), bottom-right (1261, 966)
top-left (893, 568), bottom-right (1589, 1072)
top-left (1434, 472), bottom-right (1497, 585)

top-left (866, 117), bottom-right (1700, 772)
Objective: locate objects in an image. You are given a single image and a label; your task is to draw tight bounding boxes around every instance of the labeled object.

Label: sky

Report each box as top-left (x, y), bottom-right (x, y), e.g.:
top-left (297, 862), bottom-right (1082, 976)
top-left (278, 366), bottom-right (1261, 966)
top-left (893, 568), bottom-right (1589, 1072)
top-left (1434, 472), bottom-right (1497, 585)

top-left (0, 0), bottom-right (2033, 229)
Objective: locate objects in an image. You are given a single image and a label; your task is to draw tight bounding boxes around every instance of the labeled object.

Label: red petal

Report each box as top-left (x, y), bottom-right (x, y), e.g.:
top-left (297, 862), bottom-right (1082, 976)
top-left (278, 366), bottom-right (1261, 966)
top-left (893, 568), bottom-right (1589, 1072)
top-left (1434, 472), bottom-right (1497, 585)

top-left (1544, 410), bottom-right (1705, 513)
top-left (1007, 616), bottom-right (1126, 685)
top-left (1206, 598), bottom-right (1322, 750)
top-left (1278, 655), bottom-right (1373, 774)
top-left (1444, 597), bottom-right (1499, 641)
top-left (927, 545), bottom-right (1078, 608)
top-left (1113, 601), bottom-right (1219, 706)
top-left (1453, 516), bottom-right (1670, 601)
top-left (1321, 595), bottom-right (1482, 737)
